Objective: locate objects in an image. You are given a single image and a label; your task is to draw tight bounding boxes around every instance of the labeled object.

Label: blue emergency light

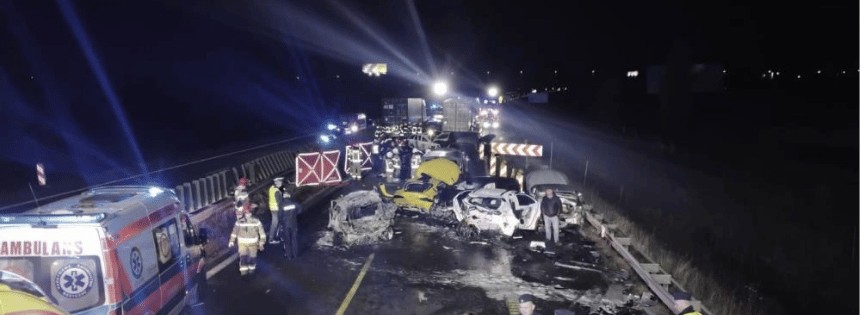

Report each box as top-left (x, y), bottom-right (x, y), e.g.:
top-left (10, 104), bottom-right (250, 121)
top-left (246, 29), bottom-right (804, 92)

top-left (0, 213), bottom-right (107, 225)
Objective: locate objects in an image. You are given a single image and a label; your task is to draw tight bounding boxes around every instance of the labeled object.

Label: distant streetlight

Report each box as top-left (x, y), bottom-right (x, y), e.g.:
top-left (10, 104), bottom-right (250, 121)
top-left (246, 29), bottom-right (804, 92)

top-left (487, 86), bottom-right (499, 97)
top-left (432, 81), bottom-right (449, 96)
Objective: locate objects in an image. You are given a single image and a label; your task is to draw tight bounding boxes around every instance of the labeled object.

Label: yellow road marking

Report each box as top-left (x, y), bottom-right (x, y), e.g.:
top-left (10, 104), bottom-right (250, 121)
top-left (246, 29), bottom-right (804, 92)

top-left (335, 253), bottom-right (375, 315)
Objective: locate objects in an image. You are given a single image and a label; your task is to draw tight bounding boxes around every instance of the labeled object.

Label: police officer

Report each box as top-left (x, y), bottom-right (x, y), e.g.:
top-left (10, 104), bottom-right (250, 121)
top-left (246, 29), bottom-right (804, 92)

top-left (672, 291), bottom-right (702, 315)
top-left (280, 199), bottom-right (301, 259)
top-left (267, 177), bottom-right (289, 243)
top-left (228, 202), bottom-right (266, 276)
top-left (518, 294), bottom-right (540, 315)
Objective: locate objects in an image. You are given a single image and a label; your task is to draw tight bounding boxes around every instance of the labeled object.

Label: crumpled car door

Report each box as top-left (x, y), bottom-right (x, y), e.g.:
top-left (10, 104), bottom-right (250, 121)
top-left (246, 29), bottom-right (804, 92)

top-left (514, 193), bottom-right (541, 230)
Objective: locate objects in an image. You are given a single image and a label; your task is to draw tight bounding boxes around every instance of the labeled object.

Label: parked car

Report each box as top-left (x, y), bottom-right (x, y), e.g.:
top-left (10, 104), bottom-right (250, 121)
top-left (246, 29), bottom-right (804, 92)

top-left (451, 187), bottom-right (542, 237)
top-left (379, 159), bottom-right (461, 212)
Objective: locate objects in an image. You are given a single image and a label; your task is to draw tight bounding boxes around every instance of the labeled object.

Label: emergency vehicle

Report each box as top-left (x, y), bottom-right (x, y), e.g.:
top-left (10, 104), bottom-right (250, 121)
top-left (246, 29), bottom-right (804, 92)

top-left (0, 186), bottom-right (208, 315)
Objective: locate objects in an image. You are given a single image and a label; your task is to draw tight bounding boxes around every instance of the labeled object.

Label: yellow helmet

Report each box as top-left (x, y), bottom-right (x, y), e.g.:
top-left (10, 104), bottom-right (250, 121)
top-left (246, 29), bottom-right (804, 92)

top-left (0, 271), bottom-right (69, 315)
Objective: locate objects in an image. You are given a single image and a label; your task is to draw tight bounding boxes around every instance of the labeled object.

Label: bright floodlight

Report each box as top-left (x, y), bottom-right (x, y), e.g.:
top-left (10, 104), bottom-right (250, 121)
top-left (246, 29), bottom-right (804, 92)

top-left (320, 134), bottom-right (331, 143)
top-left (432, 81), bottom-right (448, 96)
top-left (148, 187), bottom-right (164, 197)
top-left (326, 123), bottom-right (337, 131)
top-left (487, 86), bottom-right (499, 97)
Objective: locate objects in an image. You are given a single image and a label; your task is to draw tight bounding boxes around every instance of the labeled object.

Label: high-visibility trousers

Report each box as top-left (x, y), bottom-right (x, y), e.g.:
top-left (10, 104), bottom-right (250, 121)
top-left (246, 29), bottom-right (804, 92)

top-left (238, 241), bottom-right (259, 275)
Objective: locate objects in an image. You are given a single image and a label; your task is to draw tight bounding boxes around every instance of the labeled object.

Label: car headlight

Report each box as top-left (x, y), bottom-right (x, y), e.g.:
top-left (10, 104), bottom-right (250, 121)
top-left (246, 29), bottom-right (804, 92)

top-left (284, 205), bottom-right (297, 210)
top-left (492, 121), bottom-right (500, 129)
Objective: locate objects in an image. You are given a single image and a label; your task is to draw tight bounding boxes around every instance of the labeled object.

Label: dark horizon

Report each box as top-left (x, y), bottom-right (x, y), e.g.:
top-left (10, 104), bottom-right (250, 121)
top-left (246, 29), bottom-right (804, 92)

top-left (1, 0), bottom-right (857, 193)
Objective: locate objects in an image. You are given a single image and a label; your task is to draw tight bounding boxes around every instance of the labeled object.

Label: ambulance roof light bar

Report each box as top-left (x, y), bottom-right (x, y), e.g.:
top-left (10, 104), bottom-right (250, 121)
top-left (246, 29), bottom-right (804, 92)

top-left (0, 213), bottom-right (107, 225)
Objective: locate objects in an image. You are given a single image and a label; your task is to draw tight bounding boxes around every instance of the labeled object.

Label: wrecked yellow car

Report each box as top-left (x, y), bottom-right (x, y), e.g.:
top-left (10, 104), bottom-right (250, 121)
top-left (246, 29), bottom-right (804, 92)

top-left (379, 159), bottom-right (460, 212)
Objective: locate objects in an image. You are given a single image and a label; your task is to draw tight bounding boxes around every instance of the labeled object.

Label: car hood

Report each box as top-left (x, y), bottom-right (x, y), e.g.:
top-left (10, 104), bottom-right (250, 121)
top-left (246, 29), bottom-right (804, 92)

top-left (416, 159), bottom-right (460, 185)
top-left (525, 169), bottom-right (570, 191)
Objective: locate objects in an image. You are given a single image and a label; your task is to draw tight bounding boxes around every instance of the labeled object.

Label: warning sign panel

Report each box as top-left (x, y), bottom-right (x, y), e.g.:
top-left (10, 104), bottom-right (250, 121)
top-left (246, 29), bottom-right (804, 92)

top-left (296, 150), bottom-right (342, 186)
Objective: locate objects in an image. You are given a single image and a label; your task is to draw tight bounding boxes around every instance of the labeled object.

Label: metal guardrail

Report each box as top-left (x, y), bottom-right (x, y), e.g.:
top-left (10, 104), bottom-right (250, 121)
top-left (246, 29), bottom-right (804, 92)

top-left (176, 145), bottom-right (313, 214)
top-left (582, 210), bottom-right (713, 315)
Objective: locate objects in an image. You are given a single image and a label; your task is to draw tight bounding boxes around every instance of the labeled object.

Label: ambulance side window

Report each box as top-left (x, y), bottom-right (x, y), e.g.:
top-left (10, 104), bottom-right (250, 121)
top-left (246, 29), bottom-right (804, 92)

top-left (151, 219), bottom-right (181, 272)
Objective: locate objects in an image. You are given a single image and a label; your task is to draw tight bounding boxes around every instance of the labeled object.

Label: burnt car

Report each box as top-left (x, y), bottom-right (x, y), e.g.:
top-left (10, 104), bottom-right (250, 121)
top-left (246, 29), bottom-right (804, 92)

top-left (328, 190), bottom-right (397, 246)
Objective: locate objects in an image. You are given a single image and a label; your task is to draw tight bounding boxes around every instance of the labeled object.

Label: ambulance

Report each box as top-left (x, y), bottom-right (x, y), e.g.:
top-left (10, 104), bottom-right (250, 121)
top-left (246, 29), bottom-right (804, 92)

top-left (0, 186), bottom-right (208, 315)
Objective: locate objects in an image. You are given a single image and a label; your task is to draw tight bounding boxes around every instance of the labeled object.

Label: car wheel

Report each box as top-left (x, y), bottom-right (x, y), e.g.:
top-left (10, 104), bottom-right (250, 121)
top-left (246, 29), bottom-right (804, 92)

top-left (182, 272), bottom-right (206, 314)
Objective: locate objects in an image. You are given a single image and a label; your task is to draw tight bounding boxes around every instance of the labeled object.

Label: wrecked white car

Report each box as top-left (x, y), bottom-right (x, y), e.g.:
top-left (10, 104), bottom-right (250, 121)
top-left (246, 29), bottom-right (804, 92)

top-left (328, 190), bottom-right (397, 246)
top-left (451, 188), bottom-right (542, 236)
top-left (525, 168), bottom-right (589, 226)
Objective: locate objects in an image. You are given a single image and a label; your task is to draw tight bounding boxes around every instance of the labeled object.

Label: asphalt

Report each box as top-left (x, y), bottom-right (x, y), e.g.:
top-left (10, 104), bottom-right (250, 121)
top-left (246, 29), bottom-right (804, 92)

top-left (192, 179), bottom-right (646, 315)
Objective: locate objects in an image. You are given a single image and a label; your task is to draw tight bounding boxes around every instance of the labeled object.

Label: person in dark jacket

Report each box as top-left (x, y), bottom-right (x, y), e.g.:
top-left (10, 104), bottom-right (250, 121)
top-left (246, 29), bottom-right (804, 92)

top-left (540, 188), bottom-right (562, 244)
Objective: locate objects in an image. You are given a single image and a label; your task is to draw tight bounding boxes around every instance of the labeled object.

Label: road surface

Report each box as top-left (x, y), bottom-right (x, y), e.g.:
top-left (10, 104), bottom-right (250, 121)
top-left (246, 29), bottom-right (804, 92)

top-left (192, 180), bottom-right (644, 315)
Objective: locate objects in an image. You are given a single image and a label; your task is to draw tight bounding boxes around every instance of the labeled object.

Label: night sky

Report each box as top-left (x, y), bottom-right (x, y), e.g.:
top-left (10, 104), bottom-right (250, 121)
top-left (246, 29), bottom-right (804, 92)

top-left (0, 0), bottom-right (856, 182)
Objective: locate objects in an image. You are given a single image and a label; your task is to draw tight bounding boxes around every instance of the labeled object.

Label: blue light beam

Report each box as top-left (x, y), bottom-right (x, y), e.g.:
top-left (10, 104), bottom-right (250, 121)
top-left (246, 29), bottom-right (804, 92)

top-left (56, 0), bottom-right (149, 175)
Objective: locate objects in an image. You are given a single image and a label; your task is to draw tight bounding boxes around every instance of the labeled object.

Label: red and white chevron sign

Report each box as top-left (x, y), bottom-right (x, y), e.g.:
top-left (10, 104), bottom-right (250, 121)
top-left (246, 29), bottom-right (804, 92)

top-left (491, 143), bottom-right (543, 157)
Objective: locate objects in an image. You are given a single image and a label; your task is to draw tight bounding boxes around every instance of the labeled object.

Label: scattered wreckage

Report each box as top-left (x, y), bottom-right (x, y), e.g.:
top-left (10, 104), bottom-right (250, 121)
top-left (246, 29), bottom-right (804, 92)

top-left (328, 190), bottom-right (397, 246)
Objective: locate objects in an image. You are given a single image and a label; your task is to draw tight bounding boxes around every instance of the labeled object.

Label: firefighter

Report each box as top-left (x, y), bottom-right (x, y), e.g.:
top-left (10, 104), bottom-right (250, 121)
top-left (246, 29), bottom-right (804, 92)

top-left (234, 177), bottom-right (249, 197)
top-left (399, 139), bottom-right (413, 181)
top-left (267, 177), bottom-right (289, 243)
top-left (228, 202), bottom-right (266, 276)
top-left (348, 142), bottom-right (363, 180)
top-left (387, 147), bottom-right (400, 182)
top-left (371, 139), bottom-right (381, 174)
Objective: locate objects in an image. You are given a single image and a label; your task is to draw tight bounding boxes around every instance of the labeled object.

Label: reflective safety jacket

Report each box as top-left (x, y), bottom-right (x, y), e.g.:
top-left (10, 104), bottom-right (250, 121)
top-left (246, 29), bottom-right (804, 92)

top-left (268, 185), bottom-right (283, 211)
top-left (230, 215), bottom-right (266, 245)
top-left (678, 306), bottom-right (702, 315)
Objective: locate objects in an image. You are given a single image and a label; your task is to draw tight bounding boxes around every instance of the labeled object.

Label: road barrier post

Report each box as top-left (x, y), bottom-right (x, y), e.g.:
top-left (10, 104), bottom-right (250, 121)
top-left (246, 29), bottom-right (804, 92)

top-left (583, 160), bottom-right (589, 185)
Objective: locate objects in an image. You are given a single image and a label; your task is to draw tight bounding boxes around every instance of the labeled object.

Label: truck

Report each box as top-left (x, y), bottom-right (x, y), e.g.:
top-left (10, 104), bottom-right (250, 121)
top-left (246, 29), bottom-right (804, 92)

top-left (382, 98), bottom-right (426, 125)
top-left (441, 98), bottom-right (475, 132)
top-left (338, 113), bottom-right (368, 135)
